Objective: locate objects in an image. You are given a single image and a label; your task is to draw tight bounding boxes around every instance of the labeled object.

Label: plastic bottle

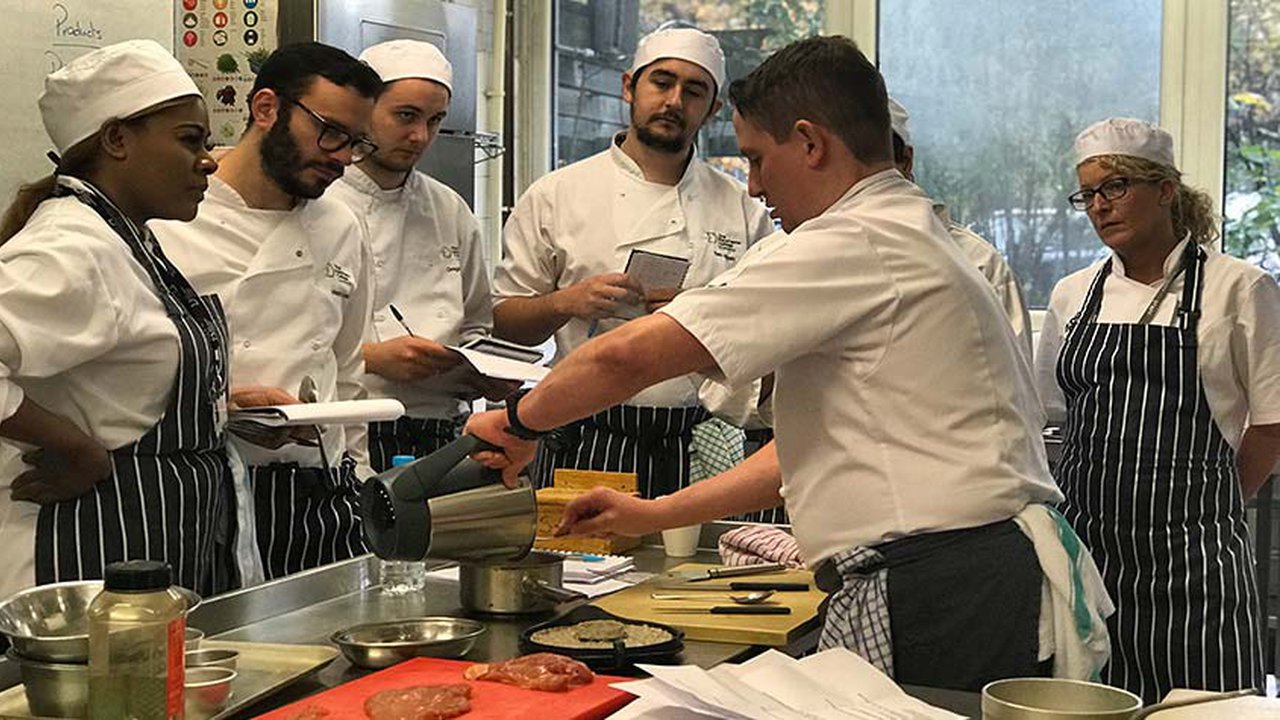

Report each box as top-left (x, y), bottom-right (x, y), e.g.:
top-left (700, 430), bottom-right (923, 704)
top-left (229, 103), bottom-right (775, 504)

top-left (380, 454), bottom-right (428, 595)
top-left (88, 560), bottom-right (186, 719)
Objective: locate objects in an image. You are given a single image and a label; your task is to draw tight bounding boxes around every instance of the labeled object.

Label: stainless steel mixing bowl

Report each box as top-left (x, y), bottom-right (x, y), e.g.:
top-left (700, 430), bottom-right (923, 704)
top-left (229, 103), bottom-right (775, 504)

top-left (0, 580), bottom-right (201, 662)
top-left (330, 617), bottom-right (486, 669)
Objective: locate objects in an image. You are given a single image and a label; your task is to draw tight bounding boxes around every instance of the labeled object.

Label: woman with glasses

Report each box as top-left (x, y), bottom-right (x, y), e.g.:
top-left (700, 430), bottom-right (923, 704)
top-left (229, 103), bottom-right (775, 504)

top-left (1036, 117), bottom-right (1280, 701)
top-left (0, 41), bottom-right (235, 599)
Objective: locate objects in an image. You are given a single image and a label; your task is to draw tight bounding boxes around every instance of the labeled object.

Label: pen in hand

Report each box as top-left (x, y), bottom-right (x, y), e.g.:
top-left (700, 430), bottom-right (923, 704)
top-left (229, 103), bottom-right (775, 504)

top-left (389, 304), bottom-right (416, 338)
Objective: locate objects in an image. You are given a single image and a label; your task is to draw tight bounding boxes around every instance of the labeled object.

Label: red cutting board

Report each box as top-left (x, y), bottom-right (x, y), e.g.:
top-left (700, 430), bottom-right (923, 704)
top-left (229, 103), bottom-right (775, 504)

top-left (258, 657), bottom-right (634, 720)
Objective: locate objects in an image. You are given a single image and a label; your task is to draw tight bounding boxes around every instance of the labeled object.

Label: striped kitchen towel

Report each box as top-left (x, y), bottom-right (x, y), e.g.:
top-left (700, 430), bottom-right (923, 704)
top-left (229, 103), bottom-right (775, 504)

top-left (718, 524), bottom-right (804, 568)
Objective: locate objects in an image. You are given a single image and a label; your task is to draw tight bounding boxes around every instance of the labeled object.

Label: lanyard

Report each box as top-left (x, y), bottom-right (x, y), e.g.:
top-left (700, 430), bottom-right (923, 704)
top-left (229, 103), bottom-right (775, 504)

top-left (1136, 253), bottom-right (1187, 325)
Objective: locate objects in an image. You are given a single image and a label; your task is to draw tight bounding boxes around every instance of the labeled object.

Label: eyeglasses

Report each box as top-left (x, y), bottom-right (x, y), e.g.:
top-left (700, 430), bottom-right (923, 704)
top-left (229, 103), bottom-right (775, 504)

top-left (1067, 177), bottom-right (1133, 211)
top-left (281, 95), bottom-right (378, 162)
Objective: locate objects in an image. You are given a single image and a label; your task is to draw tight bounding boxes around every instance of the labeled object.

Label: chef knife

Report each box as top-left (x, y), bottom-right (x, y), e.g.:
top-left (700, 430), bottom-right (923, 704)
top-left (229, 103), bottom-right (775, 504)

top-left (657, 562), bottom-right (787, 583)
top-left (650, 581), bottom-right (811, 591)
top-left (656, 606), bottom-right (792, 615)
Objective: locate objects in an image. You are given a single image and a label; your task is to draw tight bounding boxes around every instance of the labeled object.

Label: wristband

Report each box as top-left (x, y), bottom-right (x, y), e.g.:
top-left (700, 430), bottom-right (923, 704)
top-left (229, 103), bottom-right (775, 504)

top-left (504, 389), bottom-right (546, 440)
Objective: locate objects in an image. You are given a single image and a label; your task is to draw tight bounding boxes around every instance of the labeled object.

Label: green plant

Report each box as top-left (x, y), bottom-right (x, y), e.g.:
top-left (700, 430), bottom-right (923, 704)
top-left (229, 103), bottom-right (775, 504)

top-left (216, 53), bottom-right (238, 73)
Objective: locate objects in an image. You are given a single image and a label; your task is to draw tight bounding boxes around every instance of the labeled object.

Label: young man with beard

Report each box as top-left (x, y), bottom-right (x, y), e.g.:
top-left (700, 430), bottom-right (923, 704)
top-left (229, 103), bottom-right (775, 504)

top-left (153, 43), bottom-right (383, 582)
top-left (493, 27), bottom-right (772, 499)
top-left (327, 40), bottom-right (495, 471)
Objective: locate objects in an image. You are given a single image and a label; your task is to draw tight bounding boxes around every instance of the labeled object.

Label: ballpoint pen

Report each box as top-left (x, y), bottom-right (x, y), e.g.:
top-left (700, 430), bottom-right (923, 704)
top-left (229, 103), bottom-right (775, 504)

top-left (389, 304), bottom-right (416, 338)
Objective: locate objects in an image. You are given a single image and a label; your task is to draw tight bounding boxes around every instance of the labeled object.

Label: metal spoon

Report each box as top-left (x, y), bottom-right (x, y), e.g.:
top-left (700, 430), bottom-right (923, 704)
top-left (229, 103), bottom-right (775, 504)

top-left (650, 590), bottom-right (776, 605)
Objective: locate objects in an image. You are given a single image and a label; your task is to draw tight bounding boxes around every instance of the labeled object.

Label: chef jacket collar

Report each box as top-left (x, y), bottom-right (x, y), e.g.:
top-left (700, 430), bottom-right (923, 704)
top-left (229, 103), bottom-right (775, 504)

top-left (344, 163), bottom-right (420, 201)
top-left (608, 131), bottom-right (698, 189)
top-left (1109, 235), bottom-right (1192, 282)
top-left (793, 167), bottom-right (908, 233)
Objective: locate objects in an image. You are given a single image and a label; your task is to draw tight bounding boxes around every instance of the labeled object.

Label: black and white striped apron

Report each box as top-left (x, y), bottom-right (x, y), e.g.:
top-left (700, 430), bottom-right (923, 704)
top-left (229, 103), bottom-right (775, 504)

top-left (251, 452), bottom-right (366, 580)
top-left (368, 415), bottom-right (465, 473)
top-left (1055, 243), bottom-right (1264, 702)
top-left (533, 404), bottom-right (707, 498)
top-left (35, 179), bottom-right (237, 597)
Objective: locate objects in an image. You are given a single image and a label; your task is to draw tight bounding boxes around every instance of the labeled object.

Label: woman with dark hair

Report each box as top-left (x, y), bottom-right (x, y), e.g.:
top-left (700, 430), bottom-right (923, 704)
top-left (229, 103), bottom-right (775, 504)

top-left (1038, 117), bottom-right (1280, 701)
top-left (0, 40), bottom-right (232, 598)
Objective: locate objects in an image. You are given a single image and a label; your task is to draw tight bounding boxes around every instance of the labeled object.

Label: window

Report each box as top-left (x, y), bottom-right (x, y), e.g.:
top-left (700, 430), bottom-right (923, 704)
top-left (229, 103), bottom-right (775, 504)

top-left (1226, 0), bottom-right (1280, 277)
top-left (553, 0), bottom-right (826, 178)
top-left (877, 1), bottom-right (1163, 307)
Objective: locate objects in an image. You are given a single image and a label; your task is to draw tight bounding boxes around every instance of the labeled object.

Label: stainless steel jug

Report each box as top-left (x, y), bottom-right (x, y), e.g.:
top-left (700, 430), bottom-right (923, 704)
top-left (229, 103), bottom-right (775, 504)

top-left (360, 435), bottom-right (536, 563)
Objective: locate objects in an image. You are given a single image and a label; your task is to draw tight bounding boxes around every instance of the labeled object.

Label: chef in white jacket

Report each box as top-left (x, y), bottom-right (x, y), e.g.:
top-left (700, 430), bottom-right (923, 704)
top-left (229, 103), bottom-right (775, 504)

top-left (888, 97), bottom-right (1034, 359)
top-left (154, 43), bottom-right (382, 581)
top-left (469, 36), bottom-right (1069, 691)
top-left (493, 26), bottom-right (772, 499)
top-left (0, 41), bottom-right (234, 598)
top-left (329, 40), bottom-right (493, 471)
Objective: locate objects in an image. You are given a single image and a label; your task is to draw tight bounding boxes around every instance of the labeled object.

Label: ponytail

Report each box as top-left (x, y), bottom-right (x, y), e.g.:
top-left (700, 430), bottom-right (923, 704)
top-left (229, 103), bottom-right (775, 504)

top-left (1172, 184), bottom-right (1220, 247)
top-left (0, 135), bottom-right (103, 245)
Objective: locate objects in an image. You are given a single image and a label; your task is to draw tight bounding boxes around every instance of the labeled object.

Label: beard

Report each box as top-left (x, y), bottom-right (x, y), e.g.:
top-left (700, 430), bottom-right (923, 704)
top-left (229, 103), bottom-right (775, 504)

top-left (631, 107), bottom-right (693, 154)
top-left (259, 110), bottom-right (343, 199)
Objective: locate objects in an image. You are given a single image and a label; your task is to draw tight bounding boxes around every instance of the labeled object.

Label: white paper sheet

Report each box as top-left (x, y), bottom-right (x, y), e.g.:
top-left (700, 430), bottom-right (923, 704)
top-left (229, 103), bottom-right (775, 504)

top-left (612, 649), bottom-right (963, 720)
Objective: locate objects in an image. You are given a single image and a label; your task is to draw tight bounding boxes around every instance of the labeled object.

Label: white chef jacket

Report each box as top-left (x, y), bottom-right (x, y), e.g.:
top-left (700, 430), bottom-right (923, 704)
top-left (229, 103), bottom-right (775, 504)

top-left (1036, 237), bottom-right (1280, 448)
top-left (152, 177), bottom-right (375, 476)
top-left (329, 165), bottom-right (491, 419)
top-left (495, 134), bottom-right (773, 407)
top-left (0, 196), bottom-right (181, 597)
top-left (936, 204), bottom-right (1034, 360)
top-left (661, 169), bottom-right (1063, 566)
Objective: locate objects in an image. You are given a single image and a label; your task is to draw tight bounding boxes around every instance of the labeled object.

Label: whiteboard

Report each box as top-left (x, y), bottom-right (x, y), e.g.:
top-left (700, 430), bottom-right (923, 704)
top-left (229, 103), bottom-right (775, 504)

top-left (0, 1), bottom-right (173, 207)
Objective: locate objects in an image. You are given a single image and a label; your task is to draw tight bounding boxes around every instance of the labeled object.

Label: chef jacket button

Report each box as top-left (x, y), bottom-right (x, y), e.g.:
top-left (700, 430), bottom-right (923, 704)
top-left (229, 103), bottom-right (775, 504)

top-left (295, 249), bottom-right (304, 257)
top-left (242, 340), bottom-right (251, 348)
top-left (312, 340), bottom-right (323, 350)
top-left (376, 259), bottom-right (385, 267)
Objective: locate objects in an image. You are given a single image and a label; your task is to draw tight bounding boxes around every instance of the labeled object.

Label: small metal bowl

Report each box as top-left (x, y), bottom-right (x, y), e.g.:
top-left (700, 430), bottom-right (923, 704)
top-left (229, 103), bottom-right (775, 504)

top-left (185, 627), bottom-right (205, 652)
top-left (184, 666), bottom-right (236, 719)
top-left (5, 648), bottom-right (88, 719)
top-left (185, 648), bottom-right (238, 672)
top-left (330, 617), bottom-right (486, 669)
top-left (0, 581), bottom-right (201, 662)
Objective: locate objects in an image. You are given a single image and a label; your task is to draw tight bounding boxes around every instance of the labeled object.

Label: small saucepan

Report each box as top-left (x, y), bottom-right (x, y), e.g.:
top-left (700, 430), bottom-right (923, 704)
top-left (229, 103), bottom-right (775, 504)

top-left (458, 551), bottom-right (587, 615)
top-left (982, 678), bottom-right (1256, 719)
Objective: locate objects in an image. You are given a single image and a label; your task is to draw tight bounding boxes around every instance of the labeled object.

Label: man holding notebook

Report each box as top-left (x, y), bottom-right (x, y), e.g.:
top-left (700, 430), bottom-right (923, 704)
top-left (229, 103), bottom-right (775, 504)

top-left (328, 40), bottom-right (497, 471)
top-left (492, 26), bottom-right (772, 499)
top-left (154, 43), bottom-right (382, 580)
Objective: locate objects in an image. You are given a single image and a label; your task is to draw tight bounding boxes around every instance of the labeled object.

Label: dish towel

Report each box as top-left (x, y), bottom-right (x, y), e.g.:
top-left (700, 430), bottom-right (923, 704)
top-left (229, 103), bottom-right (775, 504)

top-left (1013, 503), bottom-right (1115, 681)
top-left (717, 524), bottom-right (805, 568)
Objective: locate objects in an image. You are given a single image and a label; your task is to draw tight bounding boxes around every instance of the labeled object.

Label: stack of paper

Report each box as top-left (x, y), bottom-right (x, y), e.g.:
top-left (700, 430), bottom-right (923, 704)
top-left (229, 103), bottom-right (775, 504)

top-left (609, 648), bottom-right (963, 719)
top-left (561, 555), bottom-right (636, 583)
top-left (422, 562), bottom-right (647, 599)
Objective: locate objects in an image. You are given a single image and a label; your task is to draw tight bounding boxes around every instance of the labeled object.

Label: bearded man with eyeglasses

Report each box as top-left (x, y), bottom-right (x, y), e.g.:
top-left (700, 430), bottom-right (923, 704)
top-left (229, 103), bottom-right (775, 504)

top-left (153, 42), bottom-right (385, 583)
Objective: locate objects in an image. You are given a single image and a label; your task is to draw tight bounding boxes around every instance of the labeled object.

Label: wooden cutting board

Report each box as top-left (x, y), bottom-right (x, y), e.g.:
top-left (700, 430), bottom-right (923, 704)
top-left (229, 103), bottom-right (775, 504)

top-left (257, 657), bottom-right (633, 720)
top-left (592, 563), bottom-right (826, 646)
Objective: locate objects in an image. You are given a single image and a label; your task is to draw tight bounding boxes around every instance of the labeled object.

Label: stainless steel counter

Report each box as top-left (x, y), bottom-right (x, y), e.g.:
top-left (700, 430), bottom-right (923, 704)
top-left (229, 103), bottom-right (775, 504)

top-left (190, 546), bottom-right (794, 717)
top-left (0, 540), bottom-right (978, 717)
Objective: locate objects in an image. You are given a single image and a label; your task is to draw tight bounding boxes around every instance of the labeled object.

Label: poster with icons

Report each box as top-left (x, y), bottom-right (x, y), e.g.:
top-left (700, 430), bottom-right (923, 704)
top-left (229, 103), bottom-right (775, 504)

top-left (174, 0), bottom-right (276, 146)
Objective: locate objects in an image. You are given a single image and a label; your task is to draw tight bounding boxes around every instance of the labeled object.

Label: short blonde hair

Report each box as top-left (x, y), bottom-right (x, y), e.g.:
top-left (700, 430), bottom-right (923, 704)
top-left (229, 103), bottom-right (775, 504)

top-left (1084, 154), bottom-right (1219, 246)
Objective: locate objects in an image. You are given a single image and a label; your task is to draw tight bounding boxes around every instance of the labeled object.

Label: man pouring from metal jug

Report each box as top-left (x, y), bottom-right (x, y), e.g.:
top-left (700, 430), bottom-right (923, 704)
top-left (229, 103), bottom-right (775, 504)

top-left (468, 37), bottom-right (1108, 691)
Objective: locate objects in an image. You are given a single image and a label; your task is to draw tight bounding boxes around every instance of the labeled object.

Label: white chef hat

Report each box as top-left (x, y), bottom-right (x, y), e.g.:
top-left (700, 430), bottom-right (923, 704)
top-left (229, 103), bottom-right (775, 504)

top-left (887, 96), bottom-right (911, 147)
top-left (39, 39), bottom-right (200, 156)
top-left (1072, 117), bottom-right (1175, 168)
top-left (630, 27), bottom-right (726, 94)
top-left (359, 39), bottom-right (453, 95)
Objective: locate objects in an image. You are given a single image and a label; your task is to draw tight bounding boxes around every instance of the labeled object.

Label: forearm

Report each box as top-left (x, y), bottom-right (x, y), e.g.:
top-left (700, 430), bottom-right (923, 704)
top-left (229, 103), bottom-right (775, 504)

top-left (0, 398), bottom-right (97, 453)
top-left (650, 442), bottom-right (784, 527)
top-left (1238, 423), bottom-right (1280, 498)
top-left (519, 314), bottom-right (716, 431)
top-left (492, 295), bottom-right (571, 346)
